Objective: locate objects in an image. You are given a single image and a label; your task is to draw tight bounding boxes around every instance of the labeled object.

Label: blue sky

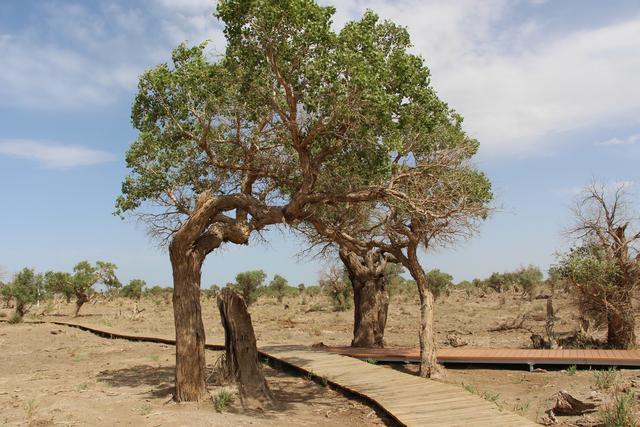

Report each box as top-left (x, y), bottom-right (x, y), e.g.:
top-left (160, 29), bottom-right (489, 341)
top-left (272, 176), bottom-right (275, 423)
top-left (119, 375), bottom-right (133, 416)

top-left (1, 0), bottom-right (639, 287)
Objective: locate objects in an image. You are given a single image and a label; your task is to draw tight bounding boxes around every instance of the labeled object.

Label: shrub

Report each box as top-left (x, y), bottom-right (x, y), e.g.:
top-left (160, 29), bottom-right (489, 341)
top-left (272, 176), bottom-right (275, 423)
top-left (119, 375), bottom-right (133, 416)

top-left (593, 367), bottom-right (619, 390)
top-left (600, 391), bottom-right (636, 427)
top-left (269, 274), bottom-right (288, 303)
top-left (121, 279), bottom-right (146, 300)
top-left (426, 269), bottom-right (453, 299)
top-left (233, 270), bottom-right (266, 306)
top-left (213, 389), bottom-right (234, 412)
top-left (319, 265), bottom-right (351, 311)
top-left (8, 268), bottom-right (45, 321)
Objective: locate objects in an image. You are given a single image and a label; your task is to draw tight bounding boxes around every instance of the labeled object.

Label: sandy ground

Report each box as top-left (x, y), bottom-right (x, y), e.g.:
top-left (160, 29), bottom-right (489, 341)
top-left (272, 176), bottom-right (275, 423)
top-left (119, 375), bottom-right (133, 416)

top-left (2, 287), bottom-right (640, 425)
top-left (0, 322), bottom-right (388, 426)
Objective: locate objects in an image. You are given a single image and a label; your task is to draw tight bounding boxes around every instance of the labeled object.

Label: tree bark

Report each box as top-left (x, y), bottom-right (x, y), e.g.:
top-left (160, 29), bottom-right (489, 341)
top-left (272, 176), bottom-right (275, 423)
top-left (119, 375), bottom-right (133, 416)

top-left (73, 292), bottom-right (89, 317)
top-left (171, 243), bottom-right (207, 402)
top-left (406, 243), bottom-right (438, 378)
top-left (339, 250), bottom-right (389, 348)
top-left (217, 288), bottom-right (273, 408)
top-left (546, 297), bottom-right (558, 349)
top-left (607, 298), bottom-right (636, 349)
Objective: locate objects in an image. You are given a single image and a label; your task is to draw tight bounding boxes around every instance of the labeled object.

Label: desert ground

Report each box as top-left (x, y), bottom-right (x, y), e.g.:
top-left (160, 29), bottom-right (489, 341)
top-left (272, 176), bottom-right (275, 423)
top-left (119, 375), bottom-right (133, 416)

top-left (1, 287), bottom-right (639, 426)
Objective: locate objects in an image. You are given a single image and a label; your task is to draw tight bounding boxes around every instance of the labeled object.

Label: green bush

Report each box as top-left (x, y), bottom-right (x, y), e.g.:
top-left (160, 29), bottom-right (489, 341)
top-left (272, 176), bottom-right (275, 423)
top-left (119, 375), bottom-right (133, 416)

top-left (600, 391), bottom-right (636, 427)
top-left (121, 279), bottom-right (146, 300)
top-left (593, 367), bottom-right (619, 390)
top-left (232, 270), bottom-right (266, 306)
top-left (7, 268), bottom-right (45, 321)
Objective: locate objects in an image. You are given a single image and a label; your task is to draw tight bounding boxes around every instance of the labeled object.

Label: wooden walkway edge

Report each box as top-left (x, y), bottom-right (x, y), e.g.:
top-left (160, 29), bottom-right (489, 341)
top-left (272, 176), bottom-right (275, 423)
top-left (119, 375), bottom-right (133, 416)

top-left (15, 320), bottom-right (537, 426)
top-left (327, 346), bottom-right (640, 370)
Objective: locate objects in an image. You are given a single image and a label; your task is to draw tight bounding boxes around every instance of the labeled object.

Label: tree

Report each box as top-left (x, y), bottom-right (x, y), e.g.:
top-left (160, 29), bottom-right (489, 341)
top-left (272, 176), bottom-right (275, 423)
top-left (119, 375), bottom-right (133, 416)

top-left (8, 268), bottom-right (45, 322)
top-left (553, 183), bottom-right (640, 349)
top-left (426, 269), bottom-right (453, 300)
top-left (319, 264), bottom-right (352, 312)
top-left (302, 133), bottom-right (492, 376)
top-left (234, 271), bottom-right (266, 306)
top-left (121, 279), bottom-right (146, 300)
top-left (269, 274), bottom-right (288, 303)
top-left (45, 271), bottom-right (75, 303)
top-left (116, 0), bottom-right (456, 401)
top-left (63, 261), bottom-right (120, 317)
top-left (514, 265), bottom-right (543, 300)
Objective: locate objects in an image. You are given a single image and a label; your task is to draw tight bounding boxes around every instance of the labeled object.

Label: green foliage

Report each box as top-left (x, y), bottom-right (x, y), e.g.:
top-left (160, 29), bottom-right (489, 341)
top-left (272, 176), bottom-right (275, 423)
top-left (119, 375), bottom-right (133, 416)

top-left (213, 389), bottom-right (234, 412)
top-left (385, 263), bottom-right (411, 299)
top-left (593, 367), bottom-right (619, 390)
top-left (8, 268), bottom-right (45, 320)
top-left (600, 391), bottom-right (637, 427)
top-left (552, 244), bottom-right (622, 325)
top-left (269, 274), bottom-right (288, 303)
top-left (515, 265), bottom-right (543, 299)
top-left (202, 285), bottom-right (220, 299)
top-left (121, 279), bottom-right (146, 300)
top-left (426, 269), bottom-right (453, 299)
top-left (233, 270), bottom-right (266, 306)
top-left (566, 365), bottom-right (577, 376)
top-left (45, 271), bottom-right (74, 302)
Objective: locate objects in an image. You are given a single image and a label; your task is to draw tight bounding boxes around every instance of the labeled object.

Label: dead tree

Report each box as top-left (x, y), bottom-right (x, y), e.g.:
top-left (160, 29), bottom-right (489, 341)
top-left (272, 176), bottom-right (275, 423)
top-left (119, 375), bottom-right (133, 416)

top-left (546, 297), bottom-right (558, 349)
top-left (217, 288), bottom-right (273, 408)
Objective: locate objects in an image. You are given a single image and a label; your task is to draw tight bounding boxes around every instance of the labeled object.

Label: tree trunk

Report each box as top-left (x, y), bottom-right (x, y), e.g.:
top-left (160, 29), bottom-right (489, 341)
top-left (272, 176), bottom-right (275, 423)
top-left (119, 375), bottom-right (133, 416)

top-left (406, 244), bottom-right (438, 378)
top-left (417, 280), bottom-right (438, 377)
top-left (217, 288), bottom-right (273, 408)
top-left (546, 297), bottom-right (558, 349)
top-left (340, 250), bottom-right (389, 348)
top-left (607, 298), bottom-right (636, 349)
top-left (73, 292), bottom-right (89, 317)
top-left (171, 244), bottom-right (207, 402)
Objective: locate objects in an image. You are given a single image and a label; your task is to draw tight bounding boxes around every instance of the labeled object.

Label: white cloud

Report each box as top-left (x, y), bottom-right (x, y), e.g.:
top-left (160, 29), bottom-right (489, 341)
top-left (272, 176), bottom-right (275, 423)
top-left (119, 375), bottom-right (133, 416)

top-left (0, 140), bottom-right (115, 169)
top-left (596, 133), bottom-right (640, 146)
top-left (0, 1), bottom-right (223, 110)
top-left (330, 1), bottom-right (640, 157)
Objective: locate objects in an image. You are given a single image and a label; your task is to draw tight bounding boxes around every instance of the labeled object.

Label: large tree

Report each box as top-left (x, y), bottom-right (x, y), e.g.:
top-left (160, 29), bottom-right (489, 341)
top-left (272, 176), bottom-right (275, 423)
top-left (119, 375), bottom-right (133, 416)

top-left (117, 0), bottom-right (464, 400)
top-left (553, 183), bottom-right (640, 349)
top-left (302, 121), bottom-right (492, 376)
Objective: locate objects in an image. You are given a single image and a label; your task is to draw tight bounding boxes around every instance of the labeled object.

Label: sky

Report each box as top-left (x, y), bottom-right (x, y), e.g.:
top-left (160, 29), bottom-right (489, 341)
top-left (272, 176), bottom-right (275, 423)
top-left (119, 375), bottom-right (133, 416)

top-left (0, 0), bottom-right (639, 287)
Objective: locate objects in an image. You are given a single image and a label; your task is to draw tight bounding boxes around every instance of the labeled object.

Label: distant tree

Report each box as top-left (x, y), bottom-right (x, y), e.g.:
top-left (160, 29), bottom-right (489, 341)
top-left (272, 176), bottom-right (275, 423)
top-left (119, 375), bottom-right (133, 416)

top-left (45, 271), bottom-right (75, 303)
top-left (553, 182), bottom-right (640, 349)
top-left (0, 281), bottom-right (13, 308)
top-left (234, 271), bottom-right (266, 306)
top-left (8, 268), bottom-right (45, 322)
top-left (70, 261), bottom-right (120, 317)
top-left (269, 274), bottom-right (288, 303)
top-left (297, 283), bottom-right (305, 293)
top-left (121, 279), bottom-right (146, 300)
top-left (514, 265), bottom-right (543, 300)
top-left (202, 285), bottom-right (221, 299)
top-left (426, 269), bottom-right (453, 299)
top-left (319, 265), bottom-right (352, 312)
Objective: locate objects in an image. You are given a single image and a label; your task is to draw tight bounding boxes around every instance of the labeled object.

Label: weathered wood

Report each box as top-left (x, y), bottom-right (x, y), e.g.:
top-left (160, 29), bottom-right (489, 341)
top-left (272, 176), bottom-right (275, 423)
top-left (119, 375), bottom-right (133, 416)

top-left (217, 288), bottom-right (273, 408)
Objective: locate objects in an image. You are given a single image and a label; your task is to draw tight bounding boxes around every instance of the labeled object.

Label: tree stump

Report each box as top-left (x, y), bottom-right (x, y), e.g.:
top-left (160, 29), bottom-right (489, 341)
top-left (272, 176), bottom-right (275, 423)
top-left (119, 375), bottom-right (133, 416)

top-left (217, 288), bottom-right (273, 408)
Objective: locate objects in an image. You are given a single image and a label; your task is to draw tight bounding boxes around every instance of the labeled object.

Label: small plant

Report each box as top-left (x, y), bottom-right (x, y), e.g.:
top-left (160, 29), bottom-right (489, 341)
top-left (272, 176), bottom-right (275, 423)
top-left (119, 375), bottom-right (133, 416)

top-left (600, 391), bottom-right (636, 427)
top-left (364, 358), bottom-right (377, 365)
top-left (566, 365), bottom-right (577, 376)
top-left (24, 399), bottom-right (37, 419)
top-left (481, 391), bottom-right (501, 403)
top-left (319, 376), bottom-right (328, 387)
top-left (213, 389), bottom-right (234, 412)
top-left (139, 402), bottom-right (153, 415)
top-left (75, 383), bottom-right (89, 392)
top-left (593, 367), bottom-right (619, 390)
top-left (462, 382), bottom-right (478, 394)
top-left (513, 401), bottom-right (530, 415)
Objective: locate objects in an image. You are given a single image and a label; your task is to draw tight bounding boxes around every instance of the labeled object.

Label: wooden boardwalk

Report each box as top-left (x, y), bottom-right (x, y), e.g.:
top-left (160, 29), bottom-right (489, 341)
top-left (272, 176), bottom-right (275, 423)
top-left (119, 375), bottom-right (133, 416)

top-left (327, 346), bottom-right (640, 370)
top-left (261, 345), bottom-right (537, 427)
top-left (35, 320), bottom-right (537, 426)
